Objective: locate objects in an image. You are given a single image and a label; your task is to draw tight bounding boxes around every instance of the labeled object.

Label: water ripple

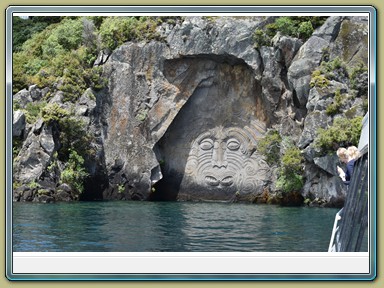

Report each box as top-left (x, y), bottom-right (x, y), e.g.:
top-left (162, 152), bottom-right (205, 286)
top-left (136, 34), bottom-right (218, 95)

top-left (13, 201), bottom-right (340, 252)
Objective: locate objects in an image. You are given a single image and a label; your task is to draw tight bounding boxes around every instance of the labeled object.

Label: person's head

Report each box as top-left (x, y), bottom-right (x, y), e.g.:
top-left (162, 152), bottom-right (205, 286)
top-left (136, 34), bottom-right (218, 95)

top-left (337, 147), bottom-right (348, 163)
top-left (347, 146), bottom-right (360, 160)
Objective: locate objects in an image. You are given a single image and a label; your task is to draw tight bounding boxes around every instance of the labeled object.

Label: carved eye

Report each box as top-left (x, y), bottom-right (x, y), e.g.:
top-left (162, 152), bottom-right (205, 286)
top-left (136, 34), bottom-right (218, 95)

top-left (200, 139), bottom-right (214, 150)
top-left (227, 139), bottom-right (240, 151)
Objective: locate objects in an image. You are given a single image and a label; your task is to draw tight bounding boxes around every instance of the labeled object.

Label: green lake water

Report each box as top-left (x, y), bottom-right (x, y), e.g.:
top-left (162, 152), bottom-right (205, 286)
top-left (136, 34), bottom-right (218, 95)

top-left (13, 201), bottom-right (340, 252)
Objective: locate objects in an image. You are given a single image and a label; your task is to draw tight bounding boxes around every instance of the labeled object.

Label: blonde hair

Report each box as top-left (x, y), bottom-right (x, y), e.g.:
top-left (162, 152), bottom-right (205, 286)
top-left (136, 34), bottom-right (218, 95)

top-left (347, 146), bottom-right (360, 160)
top-left (337, 147), bottom-right (347, 159)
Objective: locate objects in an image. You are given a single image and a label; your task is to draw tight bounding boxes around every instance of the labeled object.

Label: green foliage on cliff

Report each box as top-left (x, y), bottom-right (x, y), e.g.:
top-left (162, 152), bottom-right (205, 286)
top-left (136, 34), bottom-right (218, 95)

top-left (258, 130), bottom-right (304, 194)
top-left (257, 129), bottom-right (282, 166)
top-left (252, 29), bottom-right (271, 48)
top-left (12, 16), bottom-right (182, 96)
top-left (41, 103), bottom-right (69, 123)
top-left (310, 70), bottom-right (330, 88)
top-left (41, 103), bottom-right (94, 162)
top-left (326, 88), bottom-right (345, 116)
top-left (13, 16), bottom-right (63, 52)
top-left (24, 101), bottom-right (47, 124)
top-left (253, 16), bottom-right (327, 48)
top-left (349, 62), bottom-right (368, 90)
top-left (12, 137), bottom-right (23, 159)
top-left (310, 57), bottom-right (349, 89)
top-left (99, 17), bottom-right (162, 51)
top-left (276, 145), bottom-right (305, 194)
top-left (314, 116), bottom-right (363, 153)
top-left (61, 150), bottom-right (89, 196)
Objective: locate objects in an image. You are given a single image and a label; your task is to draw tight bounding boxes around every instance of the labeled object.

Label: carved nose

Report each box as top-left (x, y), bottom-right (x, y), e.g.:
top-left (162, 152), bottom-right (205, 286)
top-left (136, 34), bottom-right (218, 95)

top-left (212, 141), bottom-right (227, 168)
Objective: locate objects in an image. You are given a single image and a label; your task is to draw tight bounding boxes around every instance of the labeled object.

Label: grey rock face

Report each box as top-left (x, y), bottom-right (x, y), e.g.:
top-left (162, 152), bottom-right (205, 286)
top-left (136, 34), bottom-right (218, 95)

top-left (13, 89), bottom-right (33, 108)
top-left (152, 58), bottom-right (270, 201)
top-left (14, 123), bottom-right (56, 184)
top-left (272, 33), bottom-right (303, 68)
top-left (13, 110), bottom-right (26, 138)
top-left (99, 17), bottom-right (286, 201)
top-left (287, 17), bottom-right (344, 108)
top-left (28, 85), bottom-right (42, 101)
top-left (303, 163), bottom-right (346, 202)
top-left (297, 111), bottom-right (330, 149)
top-left (288, 37), bottom-right (329, 107)
top-left (11, 16), bottom-right (369, 205)
top-left (166, 17), bottom-right (264, 73)
top-left (314, 154), bottom-right (339, 176)
top-left (306, 81), bottom-right (348, 112)
top-left (329, 17), bottom-right (368, 66)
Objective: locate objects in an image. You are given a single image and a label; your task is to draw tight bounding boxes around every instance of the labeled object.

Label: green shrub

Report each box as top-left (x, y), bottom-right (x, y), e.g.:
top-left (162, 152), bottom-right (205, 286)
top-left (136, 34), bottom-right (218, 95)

top-left (28, 180), bottom-right (40, 189)
top-left (297, 21), bottom-right (314, 39)
top-left (57, 116), bottom-right (94, 162)
top-left (12, 137), bottom-right (23, 159)
top-left (265, 22), bottom-right (278, 38)
top-left (326, 89), bottom-right (345, 116)
top-left (61, 149), bottom-right (89, 195)
top-left (319, 57), bottom-right (349, 81)
top-left (83, 66), bottom-right (107, 91)
top-left (253, 16), bottom-right (327, 47)
top-left (13, 17), bottom-right (63, 52)
top-left (41, 103), bottom-right (94, 163)
top-left (13, 17), bottom-right (93, 98)
top-left (41, 103), bottom-right (69, 123)
top-left (41, 18), bottom-right (83, 58)
top-left (276, 172), bottom-right (304, 194)
top-left (362, 97), bottom-right (368, 114)
top-left (118, 184), bottom-right (125, 194)
top-left (24, 101), bottom-right (47, 124)
top-left (349, 62), bottom-right (368, 90)
top-left (12, 52), bottom-right (30, 94)
top-left (275, 17), bottom-right (297, 37)
top-left (257, 129), bottom-right (282, 166)
top-left (21, 23), bottom-right (59, 58)
top-left (314, 116), bottom-right (363, 154)
top-left (310, 70), bottom-right (330, 88)
top-left (276, 146), bottom-right (304, 193)
top-left (99, 17), bottom-right (161, 51)
top-left (281, 146), bottom-right (304, 175)
top-left (289, 16), bottom-right (328, 29)
top-left (253, 29), bottom-right (271, 48)
top-left (12, 16), bottom-right (180, 97)
top-left (136, 109), bottom-right (148, 121)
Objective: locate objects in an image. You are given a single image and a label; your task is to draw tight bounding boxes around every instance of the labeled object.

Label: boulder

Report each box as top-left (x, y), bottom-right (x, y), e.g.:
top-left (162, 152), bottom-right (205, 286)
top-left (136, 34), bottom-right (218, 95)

top-left (288, 37), bottom-right (329, 107)
top-left (28, 85), bottom-right (42, 101)
top-left (329, 17), bottom-right (368, 66)
top-left (306, 81), bottom-right (348, 112)
top-left (297, 111), bottom-right (330, 149)
top-left (313, 154), bottom-right (339, 175)
top-left (13, 110), bottom-right (26, 138)
top-left (13, 89), bottom-right (33, 109)
top-left (14, 122), bottom-right (57, 184)
top-left (272, 34), bottom-right (303, 68)
top-left (287, 17), bottom-right (344, 108)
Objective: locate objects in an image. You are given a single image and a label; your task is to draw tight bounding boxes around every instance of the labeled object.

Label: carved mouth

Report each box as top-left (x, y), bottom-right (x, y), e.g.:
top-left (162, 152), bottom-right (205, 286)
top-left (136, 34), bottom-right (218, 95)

top-left (204, 175), bottom-right (234, 187)
top-left (205, 176), bottom-right (220, 186)
top-left (220, 176), bottom-right (234, 186)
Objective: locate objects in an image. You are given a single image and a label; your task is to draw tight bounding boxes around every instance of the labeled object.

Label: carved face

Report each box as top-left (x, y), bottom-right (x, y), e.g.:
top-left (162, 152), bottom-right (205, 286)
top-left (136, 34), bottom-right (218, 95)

top-left (184, 126), bottom-right (268, 193)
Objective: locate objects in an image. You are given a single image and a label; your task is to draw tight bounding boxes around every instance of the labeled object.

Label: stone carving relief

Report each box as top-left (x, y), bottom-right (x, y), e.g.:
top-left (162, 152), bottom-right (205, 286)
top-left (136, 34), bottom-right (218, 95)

top-left (181, 123), bottom-right (270, 198)
top-left (152, 57), bottom-right (270, 201)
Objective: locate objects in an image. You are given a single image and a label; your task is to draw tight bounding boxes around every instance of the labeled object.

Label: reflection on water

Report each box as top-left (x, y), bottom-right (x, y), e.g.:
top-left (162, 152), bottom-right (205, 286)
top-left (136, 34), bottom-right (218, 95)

top-left (13, 201), bottom-right (353, 252)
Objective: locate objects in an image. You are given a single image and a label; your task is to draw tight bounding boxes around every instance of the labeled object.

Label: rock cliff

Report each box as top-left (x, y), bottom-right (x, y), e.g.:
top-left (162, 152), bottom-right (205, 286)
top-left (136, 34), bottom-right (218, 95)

top-left (12, 16), bottom-right (368, 206)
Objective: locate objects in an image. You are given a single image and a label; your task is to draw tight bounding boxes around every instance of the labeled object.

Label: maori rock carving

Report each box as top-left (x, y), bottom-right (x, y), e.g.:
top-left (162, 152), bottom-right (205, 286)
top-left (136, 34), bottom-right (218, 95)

top-left (183, 124), bottom-right (270, 198)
